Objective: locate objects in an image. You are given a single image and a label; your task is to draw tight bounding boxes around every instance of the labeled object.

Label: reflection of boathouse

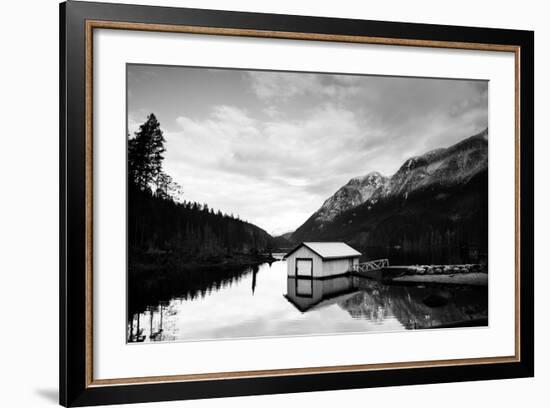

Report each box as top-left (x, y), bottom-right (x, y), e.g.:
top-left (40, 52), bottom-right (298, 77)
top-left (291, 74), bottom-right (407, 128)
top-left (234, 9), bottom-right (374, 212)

top-left (285, 276), bottom-right (359, 312)
top-left (283, 242), bottom-right (361, 278)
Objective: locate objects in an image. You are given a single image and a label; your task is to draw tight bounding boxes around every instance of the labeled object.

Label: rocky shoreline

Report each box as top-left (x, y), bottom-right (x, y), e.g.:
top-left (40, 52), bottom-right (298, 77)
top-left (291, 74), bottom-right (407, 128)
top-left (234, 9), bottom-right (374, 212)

top-left (393, 264), bottom-right (487, 275)
top-left (356, 264), bottom-right (488, 286)
top-left (390, 272), bottom-right (488, 286)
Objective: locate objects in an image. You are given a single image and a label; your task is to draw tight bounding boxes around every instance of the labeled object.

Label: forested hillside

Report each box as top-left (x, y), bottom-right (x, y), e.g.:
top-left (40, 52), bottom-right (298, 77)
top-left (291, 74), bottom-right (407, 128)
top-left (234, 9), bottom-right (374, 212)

top-left (128, 113), bottom-right (273, 266)
top-left (129, 185), bottom-right (273, 262)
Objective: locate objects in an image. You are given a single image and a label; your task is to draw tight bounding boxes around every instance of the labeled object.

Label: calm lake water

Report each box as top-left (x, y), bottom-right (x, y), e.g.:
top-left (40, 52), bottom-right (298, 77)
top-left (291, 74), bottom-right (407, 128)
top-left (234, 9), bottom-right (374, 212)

top-left (127, 255), bottom-right (488, 343)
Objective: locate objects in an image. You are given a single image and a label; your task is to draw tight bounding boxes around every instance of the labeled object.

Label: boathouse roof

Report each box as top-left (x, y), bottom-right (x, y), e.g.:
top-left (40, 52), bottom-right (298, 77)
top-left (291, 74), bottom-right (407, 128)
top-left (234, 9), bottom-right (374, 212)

top-left (283, 242), bottom-right (361, 260)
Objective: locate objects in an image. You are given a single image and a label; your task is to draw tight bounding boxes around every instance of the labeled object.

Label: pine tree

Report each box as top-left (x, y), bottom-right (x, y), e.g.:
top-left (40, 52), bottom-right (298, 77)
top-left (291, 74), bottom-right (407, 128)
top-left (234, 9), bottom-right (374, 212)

top-left (128, 113), bottom-right (166, 192)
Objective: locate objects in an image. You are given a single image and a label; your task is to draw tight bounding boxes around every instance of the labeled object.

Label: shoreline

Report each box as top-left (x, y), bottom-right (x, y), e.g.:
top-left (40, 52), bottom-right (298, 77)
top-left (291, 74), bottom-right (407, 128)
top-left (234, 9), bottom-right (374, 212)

top-left (130, 252), bottom-right (278, 274)
top-left (389, 272), bottom-right (488, 286)
top-left (356, 264), bottom-right (488, 286)
top-left (128, 252), bottom-right (278, 315)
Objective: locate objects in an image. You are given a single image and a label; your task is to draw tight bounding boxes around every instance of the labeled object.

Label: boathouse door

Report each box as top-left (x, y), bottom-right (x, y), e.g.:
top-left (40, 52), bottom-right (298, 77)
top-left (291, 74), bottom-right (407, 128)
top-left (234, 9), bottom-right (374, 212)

top-left (296, 258), bottom-right (313, 277)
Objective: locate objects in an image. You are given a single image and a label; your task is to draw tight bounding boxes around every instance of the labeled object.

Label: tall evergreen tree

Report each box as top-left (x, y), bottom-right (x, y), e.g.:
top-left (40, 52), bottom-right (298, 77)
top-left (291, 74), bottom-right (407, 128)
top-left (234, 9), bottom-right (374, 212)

top-left (128, 113), bottom-right (166, 192)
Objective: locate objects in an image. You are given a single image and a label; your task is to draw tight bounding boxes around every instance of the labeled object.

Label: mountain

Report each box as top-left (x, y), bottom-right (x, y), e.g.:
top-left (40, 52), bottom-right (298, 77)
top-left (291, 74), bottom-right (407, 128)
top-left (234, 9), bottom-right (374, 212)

top-left (292, 129), bottom-right (488, 265)
top-left (279, 232), bottom-right (294, 241)
top-left (271, 231), bottom-right (296, 250)
top-left (382, 128), bottom-right (488, 198)
top-left (315, 172), bottom-right (388, 223)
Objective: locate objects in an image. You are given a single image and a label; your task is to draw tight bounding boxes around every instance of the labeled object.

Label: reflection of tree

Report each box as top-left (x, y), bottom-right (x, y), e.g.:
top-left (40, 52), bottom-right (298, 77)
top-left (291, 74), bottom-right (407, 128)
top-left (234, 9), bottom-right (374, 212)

top-left (149, 304), bottom-right (164, 340)
top-left (251, 265), bottom-right (259, 295)
top-left (340, 292), bottom-right (392, 324)
top-left (338, 278), bottom-right (488, 329)
top-left (127, 312), bottom-right (146, 342)
top-left (128, 265), bottom-right (263, 342)
top-left (128, 303), bottom-right (174, 343)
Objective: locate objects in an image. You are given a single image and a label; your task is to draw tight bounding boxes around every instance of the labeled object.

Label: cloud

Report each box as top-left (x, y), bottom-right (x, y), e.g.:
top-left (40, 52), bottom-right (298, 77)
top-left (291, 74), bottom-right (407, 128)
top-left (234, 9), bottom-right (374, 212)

top-left (173, 104), bottom-right (374, 182)
top-left (246, 71), bottom-right (361, 102)
top-left (247, 71), bottom-right (320, 101)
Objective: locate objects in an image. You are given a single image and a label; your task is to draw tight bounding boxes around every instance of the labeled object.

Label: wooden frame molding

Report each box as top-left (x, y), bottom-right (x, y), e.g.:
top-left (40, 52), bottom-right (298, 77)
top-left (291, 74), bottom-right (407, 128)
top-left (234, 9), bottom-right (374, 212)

top-left (84, 19), bottom-right (522, 388)
top-left (87, 19), bottom-right (520, 52)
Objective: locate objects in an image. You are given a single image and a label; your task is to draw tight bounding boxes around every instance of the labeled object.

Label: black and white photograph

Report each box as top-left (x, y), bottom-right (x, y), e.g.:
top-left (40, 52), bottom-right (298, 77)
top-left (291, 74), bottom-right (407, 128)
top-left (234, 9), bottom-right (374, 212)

top-left (126, 64), bottom-right (489, 343)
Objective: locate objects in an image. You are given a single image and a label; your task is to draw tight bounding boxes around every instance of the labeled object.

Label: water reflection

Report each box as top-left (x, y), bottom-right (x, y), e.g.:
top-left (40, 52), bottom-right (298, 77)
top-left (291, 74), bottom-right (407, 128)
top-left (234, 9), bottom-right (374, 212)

top-left (251, 265), bottom-right (259, 295)
top-left (285, 276), bottom-right (356, 312)
top-left (285, 276), bottom-right (487, 330)
top-left (128, 259), bottom-right (487, 343)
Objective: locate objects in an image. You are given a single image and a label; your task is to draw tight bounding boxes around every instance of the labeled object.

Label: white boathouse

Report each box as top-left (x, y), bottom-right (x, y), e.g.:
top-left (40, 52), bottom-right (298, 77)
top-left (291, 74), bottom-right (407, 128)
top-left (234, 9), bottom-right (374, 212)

top-left (283, 242), bottom-right (361, 278)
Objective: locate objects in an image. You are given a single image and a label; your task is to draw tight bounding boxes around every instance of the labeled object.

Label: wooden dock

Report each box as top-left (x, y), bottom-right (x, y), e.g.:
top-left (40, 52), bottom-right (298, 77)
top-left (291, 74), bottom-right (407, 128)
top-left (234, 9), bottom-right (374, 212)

top-left (351, 260), bottom-right (488, 286)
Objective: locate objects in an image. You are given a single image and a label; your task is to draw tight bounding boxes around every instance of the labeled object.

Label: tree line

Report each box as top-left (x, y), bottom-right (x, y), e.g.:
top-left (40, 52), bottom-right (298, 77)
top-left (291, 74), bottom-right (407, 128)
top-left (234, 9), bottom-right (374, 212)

top-left (128, 113), bottom-right (272, 264)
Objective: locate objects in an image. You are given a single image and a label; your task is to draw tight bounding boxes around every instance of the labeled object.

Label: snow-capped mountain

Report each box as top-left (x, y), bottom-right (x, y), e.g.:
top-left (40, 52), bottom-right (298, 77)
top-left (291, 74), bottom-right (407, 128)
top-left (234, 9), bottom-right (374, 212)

top-left (315, 172), bottom-right (388, 222)
top-left (291, 129), bottom-right (488, 252)
top-left (383, 128), bottom-right (488, 199)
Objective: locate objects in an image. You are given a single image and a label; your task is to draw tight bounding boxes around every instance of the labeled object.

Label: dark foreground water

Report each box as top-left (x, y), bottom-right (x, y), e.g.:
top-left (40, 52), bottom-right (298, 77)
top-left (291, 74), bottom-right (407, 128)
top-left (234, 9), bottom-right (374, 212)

top-left (127, 256), bottom-right (488, 343)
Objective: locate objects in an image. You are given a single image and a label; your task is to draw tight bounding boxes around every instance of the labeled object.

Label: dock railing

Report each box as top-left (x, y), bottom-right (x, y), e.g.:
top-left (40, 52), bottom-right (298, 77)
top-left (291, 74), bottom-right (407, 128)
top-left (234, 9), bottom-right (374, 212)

top-left (352, 259), bottom-right (389, 273)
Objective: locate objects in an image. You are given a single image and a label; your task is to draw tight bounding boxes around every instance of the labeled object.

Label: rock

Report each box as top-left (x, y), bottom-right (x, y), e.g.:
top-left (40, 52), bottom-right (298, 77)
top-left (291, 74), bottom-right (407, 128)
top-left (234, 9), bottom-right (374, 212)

top-left (412, 266), bottom-right (424, 275)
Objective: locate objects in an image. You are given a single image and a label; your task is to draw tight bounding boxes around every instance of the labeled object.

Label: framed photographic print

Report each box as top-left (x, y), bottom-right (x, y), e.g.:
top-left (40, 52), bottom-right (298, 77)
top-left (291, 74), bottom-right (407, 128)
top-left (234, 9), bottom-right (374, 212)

top-left (59, 1), bottom-right (534, 406)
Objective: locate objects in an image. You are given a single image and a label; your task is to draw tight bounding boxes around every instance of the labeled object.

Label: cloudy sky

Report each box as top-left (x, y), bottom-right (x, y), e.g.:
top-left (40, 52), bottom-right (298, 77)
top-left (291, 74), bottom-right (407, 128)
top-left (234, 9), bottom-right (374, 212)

top-left (127, 64), bottom-right (488, 235)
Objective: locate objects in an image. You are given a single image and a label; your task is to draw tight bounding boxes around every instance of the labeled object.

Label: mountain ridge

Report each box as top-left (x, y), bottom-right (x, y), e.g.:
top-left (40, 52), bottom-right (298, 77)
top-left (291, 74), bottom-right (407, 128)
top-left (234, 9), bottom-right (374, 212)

top-left (291, 128), bottom-right (488, 264)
